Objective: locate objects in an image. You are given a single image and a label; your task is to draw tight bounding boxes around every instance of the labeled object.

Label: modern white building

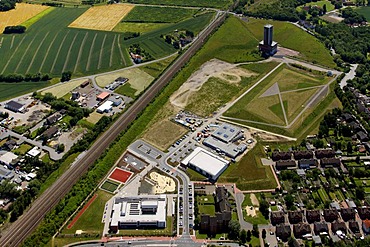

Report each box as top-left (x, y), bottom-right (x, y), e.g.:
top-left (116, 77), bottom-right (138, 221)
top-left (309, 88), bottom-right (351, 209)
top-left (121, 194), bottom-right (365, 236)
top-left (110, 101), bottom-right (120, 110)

top-left (0, 152), bottom-right (18, 167)
top-left (181, 147), bottom-right (229, 181)
top-left (27, 147), bottom-right (41, 157)
top-left (97, 100), bottom-right (113, 113)
top-left (109, 195), bottom-right (167, 232)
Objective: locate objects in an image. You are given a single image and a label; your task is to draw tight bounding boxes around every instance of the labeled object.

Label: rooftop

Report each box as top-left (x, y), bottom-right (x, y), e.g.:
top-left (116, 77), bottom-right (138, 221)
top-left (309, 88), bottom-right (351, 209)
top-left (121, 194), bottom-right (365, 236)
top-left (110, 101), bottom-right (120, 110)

top-left (211, 123), bottom-right (241, 143)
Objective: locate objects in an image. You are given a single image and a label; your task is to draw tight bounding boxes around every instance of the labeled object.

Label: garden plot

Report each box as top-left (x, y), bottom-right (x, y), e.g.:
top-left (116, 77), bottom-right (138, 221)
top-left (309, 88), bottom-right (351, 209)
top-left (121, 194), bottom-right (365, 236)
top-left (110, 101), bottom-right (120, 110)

top-left (69, 4), bottom-right (134, 31)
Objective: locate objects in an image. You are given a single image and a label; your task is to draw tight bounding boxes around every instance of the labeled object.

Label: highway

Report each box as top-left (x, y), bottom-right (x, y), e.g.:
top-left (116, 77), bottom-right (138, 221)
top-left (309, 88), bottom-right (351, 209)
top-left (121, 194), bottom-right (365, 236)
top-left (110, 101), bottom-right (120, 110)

top-left (0, 11), bottom-right (227, 247)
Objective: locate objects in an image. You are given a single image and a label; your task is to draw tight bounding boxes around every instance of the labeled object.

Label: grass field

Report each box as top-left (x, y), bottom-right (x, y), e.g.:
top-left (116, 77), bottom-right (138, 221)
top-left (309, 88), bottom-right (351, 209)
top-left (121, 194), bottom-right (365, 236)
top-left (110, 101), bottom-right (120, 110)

top-left (218, 144), bottom-right (277, 191)
top-left (0, 3), bottom-right (49, 32)
top-left (355, 6), bottom-right (370, 21)
top-left (142, 119), bottom-right (188, 151)
top-left (128, 0), bottom-right (232, 9)
top-left (245, 19), bottom-right (336, 68)
top-left (41, 78), bottom-right (87, 98)
top-left (113, 22), bottom-right (170, 33)
top-left (69, 4), bottom-right (134, 31)
top-left (0, 81), bottom-right (53, 102)
top-left (62, 190), bottom-right (111, 234)
top-left (100, 179), bottom-right (119, 193)
top-left (13, 143), bottom-right (32, 155)
top-left (224, 64), bottom-right (331, 127)
top-left (122, 6), bottom-right (198, 23)
top-left (0, 7), bottom-right (212, 77)
top-left (297, 1), bottom-right (335, 12)
top-left (140, 55), bottom-right (177, 77)
top-left (198, 195), bottom-right (216, 216)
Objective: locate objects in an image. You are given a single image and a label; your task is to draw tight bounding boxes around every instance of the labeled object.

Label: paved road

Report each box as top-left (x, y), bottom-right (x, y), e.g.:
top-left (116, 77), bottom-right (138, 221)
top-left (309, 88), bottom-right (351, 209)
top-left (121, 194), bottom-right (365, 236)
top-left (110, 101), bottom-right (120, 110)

top-left (0, 11), bottom-right (227, 247)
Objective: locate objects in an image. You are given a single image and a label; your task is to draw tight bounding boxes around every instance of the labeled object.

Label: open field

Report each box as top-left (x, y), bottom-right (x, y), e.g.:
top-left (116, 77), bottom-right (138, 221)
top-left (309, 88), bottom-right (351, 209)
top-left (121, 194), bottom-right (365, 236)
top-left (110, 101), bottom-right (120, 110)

top-left (41, 78), bottom-right (87, 98)
top-left (128, 0), bottom-right (232, 9)
top-left (0, 3), bottom-right (49, 32)
top-left (218, 144), bottom-right (277, 190)
top-left (140, 55), bottom-right (177, 77)
top-left (355, 6), bottom-right (370, 21)
top-left (0, 81), bottom-right (53, 102)
top-left (69, 4), bottom-right (134, 31)
top-left (297, 1), bottom-right (335, 12)
top-left (142, 119), bottom-right (188, 151)
top-left (13, 143), bottom-right (33, 155)
top-left (84, 111), bottom-right (104, 125)
top-left (122, 6), bottom-right (198, 23)
top-left (113, 22), bottom-right (169, 33)
top-left (245, 19), bottom-right (336, 68)
top-left (0, 8), bottom-right (212, 77)
top-left (62, 190), bottom-right (111, 234)
top-left (224, 65), bottom-right (331, 126)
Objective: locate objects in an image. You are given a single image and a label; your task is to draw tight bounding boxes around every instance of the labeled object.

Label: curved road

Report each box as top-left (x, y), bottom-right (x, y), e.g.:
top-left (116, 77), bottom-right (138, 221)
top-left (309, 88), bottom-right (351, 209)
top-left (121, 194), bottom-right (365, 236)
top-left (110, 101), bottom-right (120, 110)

top-left (0, 11), bottom-right (226, 247)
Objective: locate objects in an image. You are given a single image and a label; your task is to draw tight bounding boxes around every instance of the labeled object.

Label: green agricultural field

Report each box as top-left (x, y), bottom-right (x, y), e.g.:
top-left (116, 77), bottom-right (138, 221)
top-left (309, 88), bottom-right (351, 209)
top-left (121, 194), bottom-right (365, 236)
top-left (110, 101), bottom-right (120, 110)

top-left (218, 144), bottom-right (277, 191)
top-left (355, 6), bottom-right (370, 21)
top-left (245, 19), bottom-right (336, 68)
top-left (113, 22), bottom-right (170, 33)
top-left (0, 81), bottom-right (52, 102)
top-left (0, 8), bottom-right (213, 77)
top-left (128, 0), bottom-right (232, 9)
top-left (224, 64), bottom-right (331, 127)
top-left (122, 6), bottom-right (198, 23)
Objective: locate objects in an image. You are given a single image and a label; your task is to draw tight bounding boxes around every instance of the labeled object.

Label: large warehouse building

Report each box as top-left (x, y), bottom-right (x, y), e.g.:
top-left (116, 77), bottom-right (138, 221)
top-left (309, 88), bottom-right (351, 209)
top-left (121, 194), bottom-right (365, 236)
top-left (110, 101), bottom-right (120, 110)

top-left (109, 195), bottom-right (167, 232)
top-left (181, 147), bottom-right (229, 181)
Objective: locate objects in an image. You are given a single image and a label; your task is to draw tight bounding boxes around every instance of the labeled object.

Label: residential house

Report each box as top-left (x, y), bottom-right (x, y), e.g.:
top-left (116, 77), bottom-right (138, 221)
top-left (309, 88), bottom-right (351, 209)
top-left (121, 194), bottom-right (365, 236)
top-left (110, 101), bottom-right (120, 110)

top-left (293, 151), bottom-right (313, 160)
top-left (272, 151), bottom-right (292, 161)
top-left (215, 186), bottom-right (231, 213)
top-left (293, 223), bottom-right (311, 238)
top-left (298, 159), bottom-right (318, 169)
top-left (45, 113), bottom-right (61, 126)
top-left (330, 202), bottom-right (341, 211)
top-left (362, 219), bottom-right (370, 234)
top-left (357, 131), bottom-right (369, 142)
top-left (331, 221), bottom-right (347, 233)
top-left (275, 160), bottom-right (296, 170)
top-left (320, 158), bottom-right (341, 168)
top-left (276, 224), bottom-right (291, 241)
top-left (323, 209), bottom-right (339, 222)
top-left (358, 207), bottom-right (370, 220)
top-left (42, 126), bottom-right (58, 140)
top-left (2, 139), bottom-right (17, 150)
top-left (271, 211), bottom-right (285, 225)
top-left (306, 210), bottom-right (321, 223)
top-left (341, 208), bottom-right (356, 221)
top-left (288, 211), bottom-right (303, 224)
top-left (348, 220), bottom-right (360, 234)
top-left (315, 149), bottom-right (335, 159)
top-left (342, 113), bottom-right (354, 122)
top-left (314, 222), bottom-right (329, 235)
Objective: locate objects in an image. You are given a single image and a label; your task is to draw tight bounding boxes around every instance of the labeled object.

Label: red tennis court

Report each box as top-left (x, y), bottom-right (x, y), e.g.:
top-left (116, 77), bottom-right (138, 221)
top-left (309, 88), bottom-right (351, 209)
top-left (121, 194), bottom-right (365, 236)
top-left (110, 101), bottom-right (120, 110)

top-left (109, 167), bottom-right (132, 184)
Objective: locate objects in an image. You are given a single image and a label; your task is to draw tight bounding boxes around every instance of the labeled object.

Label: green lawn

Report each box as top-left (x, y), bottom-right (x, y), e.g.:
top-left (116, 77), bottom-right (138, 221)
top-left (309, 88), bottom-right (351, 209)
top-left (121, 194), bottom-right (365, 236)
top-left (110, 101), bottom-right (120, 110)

top-left (127, 0), bottom-right (232, 9)
top-left (123, 6), bottom-right (198, 23)
top-left (13, 143), bottom-right (32, 155)
top-left (62, 190), bottom-right (111, 234)
top-left (245, 19), bottom-right (336, 68)
top-left (297, 1), bottom-right (335, 12)
top-left (198, 195), bottom-right (216, 216)
top-left (140, 55), bottom-right (177, 77)
top-left (218, 144), bottom-right (277, 190)
top-left (186, 168), bottom-right (207, 181)
top-left (318, 188), bottom-right (329, 203)
top-left (115, 83), bottom-right (137, 99)
top-left (100, 179), bottom-right (119, 193)
top-left (0, 81), bottom-right (53, 102)
top-left (355, 6), bottom-right (370, 21)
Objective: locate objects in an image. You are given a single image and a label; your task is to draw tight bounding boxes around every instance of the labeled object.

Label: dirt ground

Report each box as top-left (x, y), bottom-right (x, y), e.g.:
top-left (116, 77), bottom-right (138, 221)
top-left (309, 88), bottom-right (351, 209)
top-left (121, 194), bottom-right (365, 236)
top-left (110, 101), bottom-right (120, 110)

top-left (149, 172), bottom-right (176, 194)
top-left (170, 59), bottom-right (256, 109)
top-left (250, 193), bottom-right (260, 206)
top-left (246, 206), bottom-right (257, 217)
top-left (275, 46), bottom-right (300, 57)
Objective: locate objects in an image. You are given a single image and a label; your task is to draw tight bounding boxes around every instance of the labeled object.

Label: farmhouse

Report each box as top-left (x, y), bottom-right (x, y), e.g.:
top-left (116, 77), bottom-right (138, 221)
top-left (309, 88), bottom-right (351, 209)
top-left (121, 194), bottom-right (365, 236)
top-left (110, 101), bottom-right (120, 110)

top-left (97, 92), bottom-right (110, 101)
top-left (5, 100), bottom-right (25, 113)
top-left (97, 101), bottom-right (113, 114)
top-left (181, 147), bottom-right (229, 181)
top-left (109, 195), bottom-right (166, 232)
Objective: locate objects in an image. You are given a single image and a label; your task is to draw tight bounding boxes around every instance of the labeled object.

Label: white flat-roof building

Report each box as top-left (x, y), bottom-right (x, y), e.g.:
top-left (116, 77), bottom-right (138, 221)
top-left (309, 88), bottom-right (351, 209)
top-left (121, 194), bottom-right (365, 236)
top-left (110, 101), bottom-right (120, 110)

top-left (27, 147), bottom-right (41, 157)
top-left (97, 100), bottom-right (113, 114)
top-left (181, 147), bottom-right (229, 181)
top-left (109, 195), bottom-right (167, 232)
top-left (211, 123), bottom-right (241, 143)
top-left (0, 152), bottom-right (18, 167)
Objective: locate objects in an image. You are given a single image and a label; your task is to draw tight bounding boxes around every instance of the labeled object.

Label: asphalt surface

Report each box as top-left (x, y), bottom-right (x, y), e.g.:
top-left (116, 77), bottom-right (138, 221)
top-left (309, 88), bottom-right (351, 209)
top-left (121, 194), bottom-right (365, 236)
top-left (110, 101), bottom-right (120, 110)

top-left (0, 11), bottom-right (226, 247)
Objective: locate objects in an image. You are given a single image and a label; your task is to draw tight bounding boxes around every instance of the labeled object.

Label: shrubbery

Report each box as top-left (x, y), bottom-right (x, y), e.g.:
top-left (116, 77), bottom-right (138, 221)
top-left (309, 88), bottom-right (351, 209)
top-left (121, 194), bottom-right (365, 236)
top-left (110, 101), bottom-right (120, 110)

top-left (3, 25), bottom-right (26, 34)
top-left (0, 0), bottom-right (16, 11)
top-left (0, 73), bottom-right (51, 82)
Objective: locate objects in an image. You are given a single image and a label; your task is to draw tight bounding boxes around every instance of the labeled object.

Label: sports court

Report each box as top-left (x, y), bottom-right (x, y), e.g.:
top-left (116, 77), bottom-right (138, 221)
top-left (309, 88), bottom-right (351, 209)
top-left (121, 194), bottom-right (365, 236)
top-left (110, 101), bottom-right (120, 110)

top-left (108, 167), bottom-right (133, 184)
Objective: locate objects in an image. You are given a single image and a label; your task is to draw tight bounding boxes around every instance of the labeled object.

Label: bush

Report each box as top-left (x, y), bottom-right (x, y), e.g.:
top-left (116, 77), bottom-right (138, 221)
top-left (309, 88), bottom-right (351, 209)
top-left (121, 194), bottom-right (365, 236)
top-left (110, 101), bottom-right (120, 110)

top-left (3, 25), bottom-right (26, 34)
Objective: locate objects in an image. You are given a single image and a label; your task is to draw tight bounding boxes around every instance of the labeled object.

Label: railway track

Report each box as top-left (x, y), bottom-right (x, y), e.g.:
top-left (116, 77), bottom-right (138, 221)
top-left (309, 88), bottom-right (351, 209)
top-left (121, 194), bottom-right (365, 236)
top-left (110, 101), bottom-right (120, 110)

top-left (0, 11), bottom-right (226, 247)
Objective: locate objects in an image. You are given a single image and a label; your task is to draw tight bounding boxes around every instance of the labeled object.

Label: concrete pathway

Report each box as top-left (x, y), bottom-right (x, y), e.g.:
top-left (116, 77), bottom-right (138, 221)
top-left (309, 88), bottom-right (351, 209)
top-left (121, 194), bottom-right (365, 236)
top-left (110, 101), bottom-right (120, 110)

top-left (340, 64), bottom-right (358, 89)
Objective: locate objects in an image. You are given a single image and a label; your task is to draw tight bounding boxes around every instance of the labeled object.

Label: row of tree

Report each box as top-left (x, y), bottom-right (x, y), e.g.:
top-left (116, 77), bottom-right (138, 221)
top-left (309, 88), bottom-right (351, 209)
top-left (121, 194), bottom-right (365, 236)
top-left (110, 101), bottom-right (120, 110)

top-left (0, 73), bottom-right (51, 82)
top-left (0, 0), bottom-right (17, 11)
top-left (3, 25), bottom-right (26, 34)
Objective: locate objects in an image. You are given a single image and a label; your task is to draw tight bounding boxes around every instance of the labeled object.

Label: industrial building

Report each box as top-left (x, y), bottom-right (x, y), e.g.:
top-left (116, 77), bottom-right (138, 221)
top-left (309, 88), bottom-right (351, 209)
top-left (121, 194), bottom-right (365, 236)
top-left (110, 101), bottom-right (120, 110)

top-left (0, 152), bottom-right (18, 167)
top-left (0, 166), bottom-right (13, 181)
top-left (5, 100), bottom-right (25, 113)
top-left (96, 91), bottom-right (110, 101)
top-left (259, 24), bottom-right (278, 56)
top-left (97, 101), bottom-right (113, 113)
top-left (109, 195), bottom-right (167, 232)
top-left (181, 147), bottom-right (229, 181)
top-left (202, 123), bottom-right (247, 158)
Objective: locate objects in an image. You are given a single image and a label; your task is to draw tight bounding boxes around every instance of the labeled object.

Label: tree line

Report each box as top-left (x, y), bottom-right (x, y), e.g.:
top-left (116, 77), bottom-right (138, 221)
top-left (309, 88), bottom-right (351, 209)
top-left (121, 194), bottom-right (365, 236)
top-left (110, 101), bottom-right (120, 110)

top-left (0, 0), bottom-right (17, 12)
top-left (0, 73), bottom-right (51, 82)
top-left (3, 25), bottom-right (26, 34)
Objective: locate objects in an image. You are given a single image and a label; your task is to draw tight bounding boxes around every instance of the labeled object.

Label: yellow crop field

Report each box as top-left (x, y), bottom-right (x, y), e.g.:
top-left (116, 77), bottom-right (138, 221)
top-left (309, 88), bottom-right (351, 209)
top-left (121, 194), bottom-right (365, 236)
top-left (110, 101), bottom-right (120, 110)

top-left (0, 3), bottom-right (49, 32)
top-left (68, 4), bottom-right (134, 31)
